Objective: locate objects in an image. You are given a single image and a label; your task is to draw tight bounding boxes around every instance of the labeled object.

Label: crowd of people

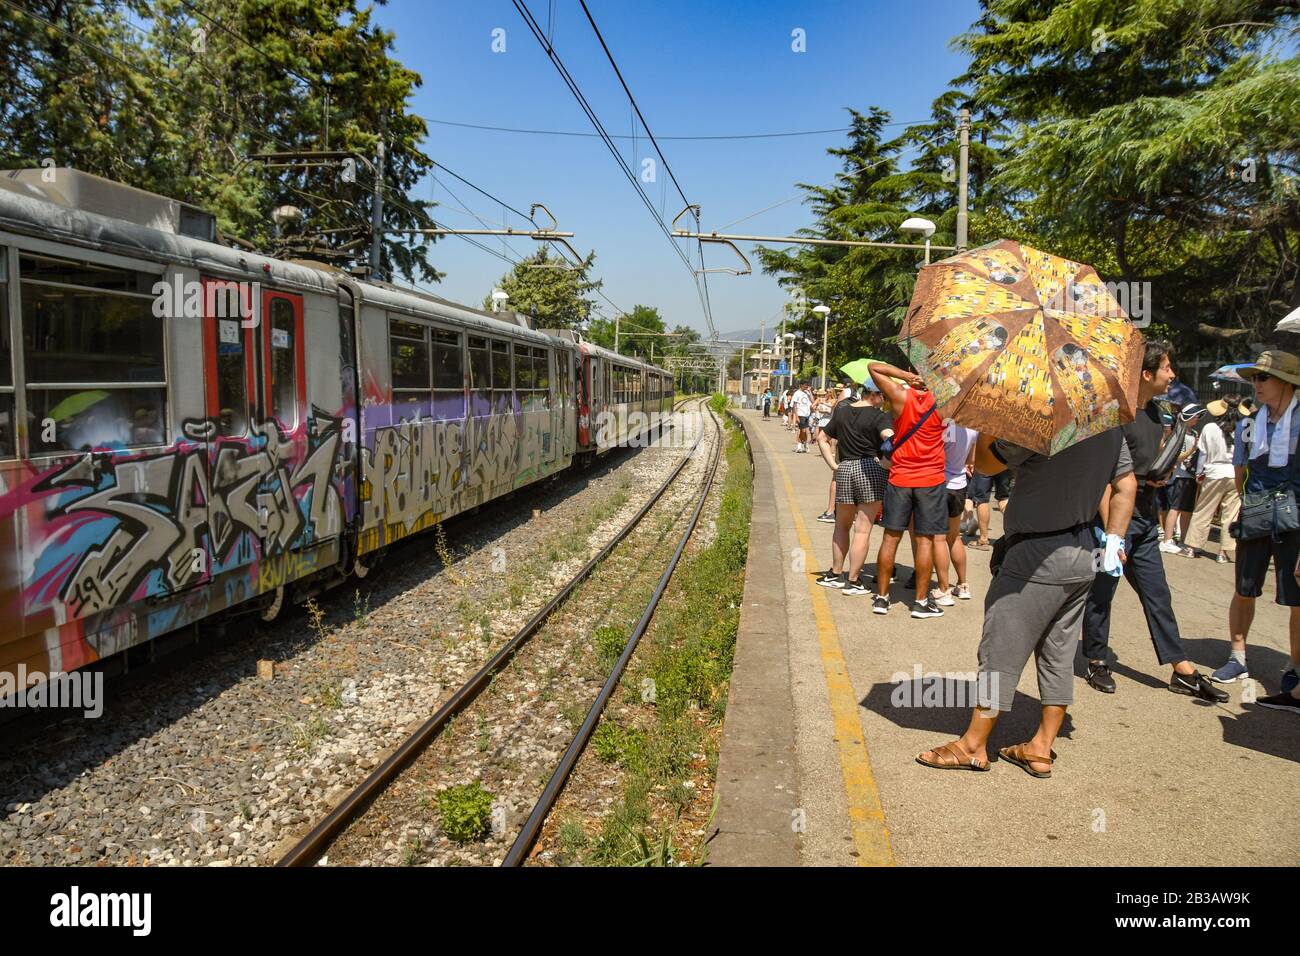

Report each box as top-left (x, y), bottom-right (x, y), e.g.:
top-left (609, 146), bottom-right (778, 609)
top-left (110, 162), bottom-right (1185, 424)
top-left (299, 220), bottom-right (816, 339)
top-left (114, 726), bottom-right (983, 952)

top-left (758, 343), bottom-right (1300, 778)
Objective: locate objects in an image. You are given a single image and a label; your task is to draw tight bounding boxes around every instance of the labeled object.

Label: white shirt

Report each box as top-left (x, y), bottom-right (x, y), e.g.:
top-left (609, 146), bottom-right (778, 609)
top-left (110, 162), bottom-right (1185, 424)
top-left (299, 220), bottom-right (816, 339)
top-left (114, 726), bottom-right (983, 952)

top-left (943, 422), bottom-right (978, 490)
top-left (792, 390), bottom-right (812, 416)
top-left (1196, 422), bottom-right (1235, 481)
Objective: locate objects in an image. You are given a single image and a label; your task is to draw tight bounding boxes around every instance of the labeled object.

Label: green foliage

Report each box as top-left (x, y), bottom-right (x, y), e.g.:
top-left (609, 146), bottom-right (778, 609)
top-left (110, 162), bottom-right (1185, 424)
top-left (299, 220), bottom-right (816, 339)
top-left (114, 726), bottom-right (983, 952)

top-left (586, 304), bottom-right (668, 360)
top-left (0, 0), bottom-right (441, 283)
top-left (593, 625), bottom-right (627, 671)
top-left (709, 393), bottom-right (727, 414)
top-left (484, 247), bottom-right (602, 329)
top-left (436, 782), bottom-right (495, 844)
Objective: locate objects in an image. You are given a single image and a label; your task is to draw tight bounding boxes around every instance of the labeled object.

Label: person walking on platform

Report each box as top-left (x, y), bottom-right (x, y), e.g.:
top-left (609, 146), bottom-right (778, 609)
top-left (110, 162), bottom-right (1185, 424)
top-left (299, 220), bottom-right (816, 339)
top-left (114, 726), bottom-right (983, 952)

top-left (1183, 399), bottom-right (1240, 563)
top-left (762, 388), bottom-right (773, 419)
top-left (1210, 351), bottom-right (1300, 705)
top-left (933, 421), bottom-right (978, 604)
top-left (867, 361), bottom-right (948, 619)
top-left (815, 382), bottom-right (893, 594)
top-left (1081, 342), bottom-right (1228, 702)
top-left (792, 381), bottom-right (813, 453)
top-left (916, 428), bottom-right (1137, 776)
top-left (966, 469), bottom-right (1011, 550)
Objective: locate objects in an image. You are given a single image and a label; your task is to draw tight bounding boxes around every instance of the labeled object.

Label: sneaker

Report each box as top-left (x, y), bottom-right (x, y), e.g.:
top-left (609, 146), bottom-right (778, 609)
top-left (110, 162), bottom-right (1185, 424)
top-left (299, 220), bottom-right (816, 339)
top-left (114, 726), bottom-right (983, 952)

top-left (1210, 659), bottom-right (1249, 684)
top-left (931, 588), bottom-right (955, 607)
top-left (1174, 545), bottom-right (1196, 558)
top-left (816, 511), bottom-right (835, 523)
top-left (1281, 666), bottom-right (1299, 695)
top-left (816, 570), bottom-right (847, 588)
top-left (910, 598), bottom-right (945, 619)
top-left (1169, 670), bottom-right (1229, 703)
top-left (843, 578), bottom-right (871, 597)
top-left (1158, 539), bottom-right (1180, 554)
top-left (954, 583), bottom-right (972, 601)
top-left (1216, 552), bottom-right (1230, 564)
top-left (871, 594), bottom-right (890, 614)
top-left (1256, 691), bottom-right (1300, 715)
top-left (1085, 661), bottom-right (1116, 694)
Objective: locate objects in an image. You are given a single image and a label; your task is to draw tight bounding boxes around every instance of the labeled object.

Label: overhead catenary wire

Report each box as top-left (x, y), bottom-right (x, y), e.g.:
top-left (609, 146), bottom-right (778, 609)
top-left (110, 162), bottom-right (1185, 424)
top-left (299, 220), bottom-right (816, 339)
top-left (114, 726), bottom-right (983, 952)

top-left (511, 0), bottom-right (714, 335)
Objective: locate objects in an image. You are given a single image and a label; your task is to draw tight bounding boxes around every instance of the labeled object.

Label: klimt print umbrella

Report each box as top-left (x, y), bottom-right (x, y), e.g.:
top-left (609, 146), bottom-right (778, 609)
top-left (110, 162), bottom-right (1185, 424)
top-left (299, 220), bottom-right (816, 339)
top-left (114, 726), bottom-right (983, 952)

top-left (900, 239), bottom-right (1145, 456)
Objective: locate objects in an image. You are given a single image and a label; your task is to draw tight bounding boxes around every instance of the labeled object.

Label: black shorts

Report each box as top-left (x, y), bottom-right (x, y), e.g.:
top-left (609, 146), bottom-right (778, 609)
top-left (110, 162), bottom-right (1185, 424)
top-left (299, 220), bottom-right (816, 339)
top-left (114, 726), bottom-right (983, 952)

top-left (882, 482), bottom-right (948, 535)
top-left (946, 489), bottom-right (966, 519)
top-left (797, 415), bottom-right (810, 430)
top-left (1235, 530), bottom-right (1300, 606)
top-left (967, 470), bottom-right (1011, 504)
top-left (1159, 477), bottom-right (1198, 513)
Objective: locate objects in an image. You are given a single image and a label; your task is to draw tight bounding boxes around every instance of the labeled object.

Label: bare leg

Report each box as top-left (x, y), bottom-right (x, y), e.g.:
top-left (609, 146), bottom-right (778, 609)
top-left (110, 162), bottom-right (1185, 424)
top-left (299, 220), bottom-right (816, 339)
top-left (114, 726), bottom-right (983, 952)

top-left (875, 530), bottom-right (903, 596)
top-left (1229, 593), bottom-right (1255, 655)
top-left (949, 517), bottom-right (967, 585)
top-left (827, 479), bottom-right (837, 514)
top-left (977, 501), bottom-right (991, 544)
top-left (830, 503), bottom-right (854, 573)
top-left (847, 502), bottom-right (880, 581)
top-left (913, 534), bottom-right (935, 605)
top-left (934, 531), bottom-right (951, 592)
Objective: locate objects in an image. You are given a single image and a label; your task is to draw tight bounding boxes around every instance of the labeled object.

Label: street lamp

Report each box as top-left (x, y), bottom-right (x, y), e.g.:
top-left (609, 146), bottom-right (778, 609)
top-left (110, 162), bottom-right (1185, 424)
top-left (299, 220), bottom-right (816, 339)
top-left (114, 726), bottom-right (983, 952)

top-left (899, 217), bottom-right (937, 265)
top-left (782, 332), bottom-right (796, 391)
top-left (813, 304), bottom-right (831, 389)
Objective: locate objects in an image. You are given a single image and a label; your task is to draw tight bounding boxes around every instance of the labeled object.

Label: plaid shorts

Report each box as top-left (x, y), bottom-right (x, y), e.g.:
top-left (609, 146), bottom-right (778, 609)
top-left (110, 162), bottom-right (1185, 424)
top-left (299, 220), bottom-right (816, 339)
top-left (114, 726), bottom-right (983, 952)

top-left (835, 457), bottom-right (888, 505)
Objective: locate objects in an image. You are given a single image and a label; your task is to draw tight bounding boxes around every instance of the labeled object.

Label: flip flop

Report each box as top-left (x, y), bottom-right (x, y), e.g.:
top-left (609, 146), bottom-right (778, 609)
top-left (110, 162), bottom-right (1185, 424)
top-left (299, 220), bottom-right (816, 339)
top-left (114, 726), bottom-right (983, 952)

top-left (997, 743), bottom-right (1056, 778)
top-left (915, 741), bottom-right (989, 772)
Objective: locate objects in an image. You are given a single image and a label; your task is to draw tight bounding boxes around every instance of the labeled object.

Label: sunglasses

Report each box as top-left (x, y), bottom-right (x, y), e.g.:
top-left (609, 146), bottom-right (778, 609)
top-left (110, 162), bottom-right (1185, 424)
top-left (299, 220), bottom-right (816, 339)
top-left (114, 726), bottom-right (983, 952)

top-left (1249, 372), bottom-right (1275, 383)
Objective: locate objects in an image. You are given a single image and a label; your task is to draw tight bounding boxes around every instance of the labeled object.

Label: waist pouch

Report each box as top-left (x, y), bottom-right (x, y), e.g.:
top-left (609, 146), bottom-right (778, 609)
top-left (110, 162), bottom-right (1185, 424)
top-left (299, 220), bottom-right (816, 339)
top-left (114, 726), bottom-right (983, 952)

top-left (1231, 488), bottom-right (1299, 542)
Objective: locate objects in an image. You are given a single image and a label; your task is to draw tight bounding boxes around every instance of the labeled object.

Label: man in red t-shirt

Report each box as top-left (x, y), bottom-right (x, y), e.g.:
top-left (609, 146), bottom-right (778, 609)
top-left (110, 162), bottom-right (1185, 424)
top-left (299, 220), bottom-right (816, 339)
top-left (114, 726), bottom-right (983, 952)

top-left (868, 361), bottom-right (948, 618)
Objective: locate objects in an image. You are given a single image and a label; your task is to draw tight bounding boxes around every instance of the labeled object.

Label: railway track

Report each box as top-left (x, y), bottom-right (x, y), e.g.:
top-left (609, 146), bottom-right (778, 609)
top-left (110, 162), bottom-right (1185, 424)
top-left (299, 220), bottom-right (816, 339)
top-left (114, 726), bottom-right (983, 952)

top-left (276, 399), bottom-right (723, 866)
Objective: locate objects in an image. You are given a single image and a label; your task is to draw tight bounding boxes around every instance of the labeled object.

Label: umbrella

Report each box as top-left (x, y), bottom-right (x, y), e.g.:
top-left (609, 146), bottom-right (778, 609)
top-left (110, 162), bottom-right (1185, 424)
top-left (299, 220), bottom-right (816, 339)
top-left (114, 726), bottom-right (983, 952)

top-left (48, 389), bottom-right (111, 421)
top-left (1160, 381), bottom-right (1197, 406)
top-left (838, 359), bottom-right (875, 385)
top-left (1276, 305), bottom-right (1300, 334)
top-left (901, 239), bottom-right (1144, 455)
top-left (1209, 363), bottom-right (1251, 384)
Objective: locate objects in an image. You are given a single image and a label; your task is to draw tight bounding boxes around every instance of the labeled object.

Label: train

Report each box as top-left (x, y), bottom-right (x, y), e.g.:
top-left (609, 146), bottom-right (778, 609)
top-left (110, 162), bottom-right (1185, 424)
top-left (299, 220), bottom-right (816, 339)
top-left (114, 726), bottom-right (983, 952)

top-left (0, 168), bottom-right (674, 692)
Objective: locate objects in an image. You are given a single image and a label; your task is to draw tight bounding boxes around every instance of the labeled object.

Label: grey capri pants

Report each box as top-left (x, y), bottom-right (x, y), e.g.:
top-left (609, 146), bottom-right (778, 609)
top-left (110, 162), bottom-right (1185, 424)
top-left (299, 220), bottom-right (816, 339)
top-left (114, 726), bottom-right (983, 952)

top-left (977, 574), bottom-right (1092, 712)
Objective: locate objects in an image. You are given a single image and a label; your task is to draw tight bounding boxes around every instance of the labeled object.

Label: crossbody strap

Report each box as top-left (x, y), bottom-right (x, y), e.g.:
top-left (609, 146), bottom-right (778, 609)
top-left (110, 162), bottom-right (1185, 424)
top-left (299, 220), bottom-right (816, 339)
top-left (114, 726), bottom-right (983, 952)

top-left (890, 401), bottom-right (937, 455)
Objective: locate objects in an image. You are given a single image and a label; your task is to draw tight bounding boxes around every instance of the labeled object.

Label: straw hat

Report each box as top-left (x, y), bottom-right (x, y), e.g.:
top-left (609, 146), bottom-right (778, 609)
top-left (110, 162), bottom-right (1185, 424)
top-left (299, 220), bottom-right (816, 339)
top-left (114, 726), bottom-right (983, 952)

top-left (1206, 399), bottom-right (1229, 417)
top-left (1240, 350), bottom-right (1300, 387)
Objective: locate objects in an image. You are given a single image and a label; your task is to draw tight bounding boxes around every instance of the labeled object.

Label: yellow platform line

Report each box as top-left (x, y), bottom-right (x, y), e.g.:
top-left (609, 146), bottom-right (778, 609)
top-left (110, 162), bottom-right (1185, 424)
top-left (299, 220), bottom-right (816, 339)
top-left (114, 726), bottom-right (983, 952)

top-left (752, 421), bottom-right (895, 866)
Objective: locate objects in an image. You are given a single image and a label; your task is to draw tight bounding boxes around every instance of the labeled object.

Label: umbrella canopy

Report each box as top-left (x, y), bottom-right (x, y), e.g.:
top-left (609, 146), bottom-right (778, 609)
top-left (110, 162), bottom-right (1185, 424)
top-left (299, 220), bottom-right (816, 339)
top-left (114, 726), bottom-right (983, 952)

top-left (901, 239), bottom-right (1144, 455)
top-left (838, 359), bottom-right (875, 385)
top-left (1160, 381), bottom-right (1198, 406)
top-left (1276, 305), bottom-right (1300, 334)
top-left (48, 389), bottom-right (111, 421)
top-left (1209, 363), bottom-right (1251, 384)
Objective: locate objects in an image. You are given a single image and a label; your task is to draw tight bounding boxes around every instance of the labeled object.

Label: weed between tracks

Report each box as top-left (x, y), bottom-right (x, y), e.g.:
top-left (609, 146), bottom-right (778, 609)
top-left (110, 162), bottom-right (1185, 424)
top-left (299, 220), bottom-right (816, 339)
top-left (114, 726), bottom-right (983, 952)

top-left (553, 412), bottom-right (752, 866)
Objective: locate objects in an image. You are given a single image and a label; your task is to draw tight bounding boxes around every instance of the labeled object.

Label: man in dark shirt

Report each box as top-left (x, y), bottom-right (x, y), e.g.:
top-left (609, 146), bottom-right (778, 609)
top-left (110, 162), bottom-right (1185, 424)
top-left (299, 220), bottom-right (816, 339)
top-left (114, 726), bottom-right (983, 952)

top-left (916, 427), bottom-right (1136, 777)
top-left (1081, 341), bottom-right (1228, 702)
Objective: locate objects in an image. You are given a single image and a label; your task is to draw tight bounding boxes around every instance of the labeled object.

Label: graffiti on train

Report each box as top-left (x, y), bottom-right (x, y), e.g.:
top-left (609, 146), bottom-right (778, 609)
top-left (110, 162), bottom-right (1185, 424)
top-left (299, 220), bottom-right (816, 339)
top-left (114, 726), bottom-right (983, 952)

top-left (360, 406), bottom-right (551, 529)
top-left (29, 412), bottom-right (344, 617)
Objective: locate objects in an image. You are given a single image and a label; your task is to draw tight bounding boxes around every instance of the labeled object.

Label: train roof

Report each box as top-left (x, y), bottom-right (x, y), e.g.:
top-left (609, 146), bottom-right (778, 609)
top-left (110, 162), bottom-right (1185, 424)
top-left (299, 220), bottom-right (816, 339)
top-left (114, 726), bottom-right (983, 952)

top-left (354, 279), bottom-right (568, 347)
top-left (578, 340), bottom-right (669, 376)
top-left (0, 168), bottom-right (335, 296)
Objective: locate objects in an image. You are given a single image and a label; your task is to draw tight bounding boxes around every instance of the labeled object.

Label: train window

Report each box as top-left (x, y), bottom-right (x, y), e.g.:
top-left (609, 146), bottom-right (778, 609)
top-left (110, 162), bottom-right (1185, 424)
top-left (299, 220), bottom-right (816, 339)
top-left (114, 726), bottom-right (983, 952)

top-left (213, 316), bottom-right (248, 437)
top-left (515, 344), bottom-right (534, 391)
top-left (491, 339), bottom-right (511, 391)
top-left (431, 328), bottom-right (463, 390)
top-left (268, 298), bottom-right (297, 429)
top-left (468, 336), bottom-right (490, 390)
top-left (390, 319), bottom-right (429, 392)
top-left (20, 252), bottom-right (166, 453)
top-left (534, 347), bottom-right (550, 392)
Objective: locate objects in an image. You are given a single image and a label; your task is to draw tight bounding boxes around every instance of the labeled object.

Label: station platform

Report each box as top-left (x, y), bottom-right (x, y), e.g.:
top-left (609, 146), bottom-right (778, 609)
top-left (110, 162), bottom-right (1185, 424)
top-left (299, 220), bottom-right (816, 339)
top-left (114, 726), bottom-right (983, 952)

top-left (710, 408), bottom-right (1299, 867)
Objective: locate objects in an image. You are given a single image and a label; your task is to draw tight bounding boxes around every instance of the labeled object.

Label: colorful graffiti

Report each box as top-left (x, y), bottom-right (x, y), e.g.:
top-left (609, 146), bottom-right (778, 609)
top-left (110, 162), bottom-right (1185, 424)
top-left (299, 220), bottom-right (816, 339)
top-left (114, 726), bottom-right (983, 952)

top-left (27, 411), bottom-right (343, 619)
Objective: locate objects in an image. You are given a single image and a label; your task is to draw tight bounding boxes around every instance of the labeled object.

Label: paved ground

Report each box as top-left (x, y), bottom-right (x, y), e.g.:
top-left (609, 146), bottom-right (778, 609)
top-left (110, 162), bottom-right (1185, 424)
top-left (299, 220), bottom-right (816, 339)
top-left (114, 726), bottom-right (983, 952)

top-left (710, 408), bottom-right (1299, 867)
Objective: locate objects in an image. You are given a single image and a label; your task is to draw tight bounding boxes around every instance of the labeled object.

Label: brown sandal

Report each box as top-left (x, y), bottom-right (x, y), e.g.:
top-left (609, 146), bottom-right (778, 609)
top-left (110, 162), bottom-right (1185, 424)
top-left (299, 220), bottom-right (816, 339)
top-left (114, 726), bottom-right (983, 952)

top-left (916, 741), bottom-right (989, 772)
top-left (998, 743), bottom-right (1055, 778)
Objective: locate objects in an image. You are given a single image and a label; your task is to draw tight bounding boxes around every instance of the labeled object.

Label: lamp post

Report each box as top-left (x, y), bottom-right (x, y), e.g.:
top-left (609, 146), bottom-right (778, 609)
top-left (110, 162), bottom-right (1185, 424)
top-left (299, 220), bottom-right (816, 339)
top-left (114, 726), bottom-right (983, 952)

top-left (782, 332), bottom-right (796, 393)
top-left (899, 217), bottom-right (937, 265)
top-left (813, 304), bottom-right (831, 389)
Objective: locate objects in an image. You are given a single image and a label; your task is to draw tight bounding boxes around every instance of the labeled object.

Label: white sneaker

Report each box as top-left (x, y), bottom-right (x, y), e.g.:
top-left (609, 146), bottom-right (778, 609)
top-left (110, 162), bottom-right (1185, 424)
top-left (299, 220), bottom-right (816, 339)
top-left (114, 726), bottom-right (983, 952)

top-left (954, 583), bottom-right (972, 601)
top-left (931, 588), bottom-right (955, 607)
top-left (1158, 539), bottom-right (1180, 554)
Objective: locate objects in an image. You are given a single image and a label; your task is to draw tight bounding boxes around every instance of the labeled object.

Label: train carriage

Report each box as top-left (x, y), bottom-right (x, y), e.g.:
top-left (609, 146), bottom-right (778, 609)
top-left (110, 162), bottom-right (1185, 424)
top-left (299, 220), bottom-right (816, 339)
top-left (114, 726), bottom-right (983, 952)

top-left (575, 341), bottom-right (673, 455)
top-left (0, 168), bottom-right (582, 692)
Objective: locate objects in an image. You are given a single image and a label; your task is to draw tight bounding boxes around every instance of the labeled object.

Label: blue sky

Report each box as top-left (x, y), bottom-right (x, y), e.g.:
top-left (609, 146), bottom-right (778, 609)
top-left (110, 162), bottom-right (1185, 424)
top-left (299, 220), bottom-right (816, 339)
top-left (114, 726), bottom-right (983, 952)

top-left (373, 0), bottom-right (982, 337)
